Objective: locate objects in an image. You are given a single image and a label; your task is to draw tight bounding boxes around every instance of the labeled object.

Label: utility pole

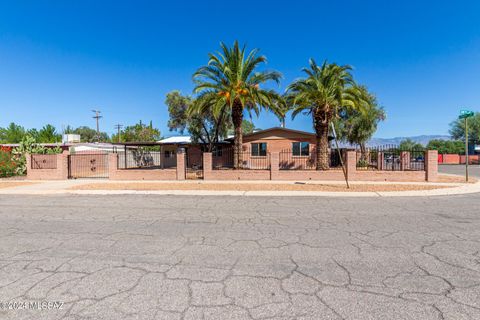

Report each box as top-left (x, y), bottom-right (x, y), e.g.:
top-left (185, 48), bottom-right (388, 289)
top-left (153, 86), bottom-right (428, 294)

top-left (459, 109), bottom-right (474, 182)
top-left (114, 124), bottom-right (123, 143)
top-left (92, 110), bottom-right (102, 142)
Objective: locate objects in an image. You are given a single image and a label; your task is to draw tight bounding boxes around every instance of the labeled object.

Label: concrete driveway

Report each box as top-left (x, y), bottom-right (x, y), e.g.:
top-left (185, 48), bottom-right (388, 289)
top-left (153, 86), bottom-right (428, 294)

top-left (1, 194), bottom-right (479, 320)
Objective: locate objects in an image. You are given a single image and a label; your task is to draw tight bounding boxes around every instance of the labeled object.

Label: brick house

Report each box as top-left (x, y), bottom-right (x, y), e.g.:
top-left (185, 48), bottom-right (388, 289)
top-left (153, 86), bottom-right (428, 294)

top-left (159, 127), bottom-right (324, 170)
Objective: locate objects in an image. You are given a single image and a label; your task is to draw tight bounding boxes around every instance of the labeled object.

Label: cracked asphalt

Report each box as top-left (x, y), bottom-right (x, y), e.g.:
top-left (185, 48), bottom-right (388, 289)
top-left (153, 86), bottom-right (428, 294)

top-left (0, 194), bottom-right (480, 320)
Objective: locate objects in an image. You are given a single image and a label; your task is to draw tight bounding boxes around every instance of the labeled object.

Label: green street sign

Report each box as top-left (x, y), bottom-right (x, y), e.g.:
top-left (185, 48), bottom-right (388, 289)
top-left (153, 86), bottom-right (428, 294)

top-left (459, 110), bottom-right (474, 119)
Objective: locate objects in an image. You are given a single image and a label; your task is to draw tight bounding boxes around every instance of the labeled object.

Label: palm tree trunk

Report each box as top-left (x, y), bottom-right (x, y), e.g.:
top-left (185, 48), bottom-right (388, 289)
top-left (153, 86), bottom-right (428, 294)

top-left (232, 100), bottom-right (243, 169)
top-left (315, 123), bottom-right (329, 170)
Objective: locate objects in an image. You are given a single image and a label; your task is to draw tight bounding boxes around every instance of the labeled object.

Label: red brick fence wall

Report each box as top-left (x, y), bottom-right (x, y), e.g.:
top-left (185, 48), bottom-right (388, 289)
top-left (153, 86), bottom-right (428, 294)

top-left (438, 154), bottom-right (479, 165)
top-left (203, 150), bottom-right (438, 182)
top-left (27, 150), bottom-right (438, 182)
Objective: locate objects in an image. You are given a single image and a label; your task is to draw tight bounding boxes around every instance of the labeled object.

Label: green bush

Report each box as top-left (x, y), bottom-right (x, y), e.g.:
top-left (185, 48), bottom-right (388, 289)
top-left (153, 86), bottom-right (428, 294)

top-left (357, 159), bottom-right (368, 168)
top-left (0, 150), bottom-right (16, 177)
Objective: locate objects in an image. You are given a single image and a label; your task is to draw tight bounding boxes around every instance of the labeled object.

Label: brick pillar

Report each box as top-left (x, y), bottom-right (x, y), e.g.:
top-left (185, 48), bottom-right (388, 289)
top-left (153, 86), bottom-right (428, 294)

top-left (425, 150), bottom-right (438, 182)
top-left (108, 153), bottom-right (118, 180)
top-left (270, 152), bottom-right (279, 180)
top-left (59, 151), bottom-right (69, 180)
top-left (400, 151), bottom-right (410, 170)
top-left (160, 146), bottom-right (165, 169)
top-left (176, 148), bottom-right (186, 180)
top-left (377, 152), bottom-right (384, 170)
top-left (346, 150), bottom-right (356, 181)
top-left (26, 153), bottom-right (32, 179)
top-left (203, 152), bottom-right (212, 180)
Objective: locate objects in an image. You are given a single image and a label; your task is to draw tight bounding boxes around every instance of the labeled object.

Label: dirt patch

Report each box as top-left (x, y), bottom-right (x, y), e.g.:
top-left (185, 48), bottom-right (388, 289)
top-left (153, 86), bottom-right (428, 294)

top-left (70, 182), bottom-right (452, 193)
top-left (437, 174), bottom-right (476, 183)
top-left (0, 182), bottom-right (35, 189)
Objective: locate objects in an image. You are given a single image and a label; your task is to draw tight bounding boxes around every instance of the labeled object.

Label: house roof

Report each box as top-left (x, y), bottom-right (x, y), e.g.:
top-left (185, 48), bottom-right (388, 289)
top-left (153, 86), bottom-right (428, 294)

top-left (224, 127), bottom-right (316, 141)
top-left (157, 136), bottom-right (192, 144)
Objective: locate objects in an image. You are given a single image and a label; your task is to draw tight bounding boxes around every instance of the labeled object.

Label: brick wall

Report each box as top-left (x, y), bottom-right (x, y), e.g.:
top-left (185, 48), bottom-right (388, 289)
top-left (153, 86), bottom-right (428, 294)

top-left (442, 154), bottom-right (460, 164)
top-left (26, 151), bottom-right (69, 180)
top-left (203, 151), bottom-right (437, 182)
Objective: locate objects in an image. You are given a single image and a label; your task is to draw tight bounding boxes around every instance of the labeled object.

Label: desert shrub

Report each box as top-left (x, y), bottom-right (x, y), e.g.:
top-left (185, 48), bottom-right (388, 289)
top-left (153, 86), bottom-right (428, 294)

top-left (0, 149), bottom-right (16, 177)
top-left (357, 159), bottom-right (368, 168)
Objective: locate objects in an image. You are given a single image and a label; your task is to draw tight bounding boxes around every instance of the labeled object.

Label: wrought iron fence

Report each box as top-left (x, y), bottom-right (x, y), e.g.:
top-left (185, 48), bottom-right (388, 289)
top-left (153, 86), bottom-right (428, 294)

top-left (279, 150), bottom-right (315, 170)
top-left (356, 145), bottom-right (425, 171)
top-left (117, 149), bottom-right (176, 169)
top-left (31, 154), bottom-right (57, 169)
top-left (279, 149), bottom-right (344, 170)
top-left (212, 147), bottom-right (270, 170)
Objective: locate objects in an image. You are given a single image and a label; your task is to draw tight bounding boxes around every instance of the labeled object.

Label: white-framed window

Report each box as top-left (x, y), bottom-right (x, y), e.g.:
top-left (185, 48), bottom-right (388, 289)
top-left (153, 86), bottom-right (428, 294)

top-left (251, 143), bottom-right (267, 156)
top-left (292, 142), bottom-right (309, 156)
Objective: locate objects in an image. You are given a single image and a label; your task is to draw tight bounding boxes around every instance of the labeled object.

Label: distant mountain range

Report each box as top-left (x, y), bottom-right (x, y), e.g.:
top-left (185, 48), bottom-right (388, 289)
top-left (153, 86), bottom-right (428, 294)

top-left (367, 135), bottom-right (451, 147)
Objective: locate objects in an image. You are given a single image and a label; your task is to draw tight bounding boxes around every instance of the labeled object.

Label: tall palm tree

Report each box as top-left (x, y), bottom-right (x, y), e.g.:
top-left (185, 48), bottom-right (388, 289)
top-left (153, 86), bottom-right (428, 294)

top-left (336, 85), bottom-right (386, 161)
top-left (287, 59), bottom-right (360, 170)
top-left (190, 41), bottom-right (282, 168)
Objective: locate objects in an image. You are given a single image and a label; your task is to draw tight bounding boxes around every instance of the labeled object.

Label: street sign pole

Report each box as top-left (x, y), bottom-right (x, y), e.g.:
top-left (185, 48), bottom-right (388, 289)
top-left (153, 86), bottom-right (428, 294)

top-left (465, 117), bottom-right (469, 182)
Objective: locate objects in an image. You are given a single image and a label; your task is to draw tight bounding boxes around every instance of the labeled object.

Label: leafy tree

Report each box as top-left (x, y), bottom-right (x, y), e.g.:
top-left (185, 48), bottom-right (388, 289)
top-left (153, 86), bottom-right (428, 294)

top-left (0, 122), bottom-right (26, 143)
top-left (449, 112), bottom-right (480, 142)
top-left (37, 124), bottom-right (61, 143)
top-left (26, 128), bottom-right (39, 141)
top-left (287, 59), bottom-right (363, 170)
top-left (241, 119), bottom-right (256, 134)
top-left (166, 91), bottom-right (230, 151)
top-left (191, 41), bottom-right (282, 168)
top-left (226, 119), bottom-right (257, 135)
top-left (112, 121), bottom-right (160, 142)
top-left (399, 138), bottom-right (424, 150)
top-left (67, 126), bottom-right (110, 143)
top-left (336, 86), bottom-right (386, 161)
top-left (427, 139), bottom-right (465, 154)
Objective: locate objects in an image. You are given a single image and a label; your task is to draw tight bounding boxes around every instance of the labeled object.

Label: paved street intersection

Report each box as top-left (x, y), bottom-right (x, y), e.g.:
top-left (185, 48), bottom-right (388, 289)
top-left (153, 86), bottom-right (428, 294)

top-left (0, 193), bottom-right (479, 320)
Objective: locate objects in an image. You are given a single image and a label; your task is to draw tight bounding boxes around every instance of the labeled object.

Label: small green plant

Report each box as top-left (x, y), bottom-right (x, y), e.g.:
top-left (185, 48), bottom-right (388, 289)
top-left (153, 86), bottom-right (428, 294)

top-left (357, 159), bottom-right (368, 168)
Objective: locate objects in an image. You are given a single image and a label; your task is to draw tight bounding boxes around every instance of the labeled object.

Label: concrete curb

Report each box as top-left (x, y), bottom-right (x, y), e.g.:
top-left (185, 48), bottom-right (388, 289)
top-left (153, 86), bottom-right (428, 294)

top-left (1, 179), bottom-right (479, 197)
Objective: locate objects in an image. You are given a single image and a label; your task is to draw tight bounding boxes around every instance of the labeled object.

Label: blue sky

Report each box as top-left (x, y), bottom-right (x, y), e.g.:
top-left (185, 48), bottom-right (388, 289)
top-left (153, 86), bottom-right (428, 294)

top-left (0, 1), bottom-right (479, 138)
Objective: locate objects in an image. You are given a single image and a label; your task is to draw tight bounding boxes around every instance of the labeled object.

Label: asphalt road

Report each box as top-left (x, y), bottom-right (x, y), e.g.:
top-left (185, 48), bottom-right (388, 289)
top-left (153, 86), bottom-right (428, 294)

top-left (1, 194), bottom-right (480, 320)
top-left (440, 164), bottom-right (480, 178)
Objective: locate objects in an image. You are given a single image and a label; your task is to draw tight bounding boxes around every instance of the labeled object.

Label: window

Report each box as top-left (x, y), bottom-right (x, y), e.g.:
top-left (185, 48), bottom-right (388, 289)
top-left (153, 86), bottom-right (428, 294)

top-left (212, 146), bottom-right (223, 157)
top-left (164, 150), bottom-right (174, 158)
top-left (251, 143), bottom-right (267, 156)
top-left (292, 142), bottom-right (309, 156)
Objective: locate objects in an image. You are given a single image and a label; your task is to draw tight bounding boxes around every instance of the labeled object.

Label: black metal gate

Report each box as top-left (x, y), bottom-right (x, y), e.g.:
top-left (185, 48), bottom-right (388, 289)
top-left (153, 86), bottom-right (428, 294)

top-left (185, 149), bottom-right (203, 180)
top-left (68, 153), bottom-right (109, 179)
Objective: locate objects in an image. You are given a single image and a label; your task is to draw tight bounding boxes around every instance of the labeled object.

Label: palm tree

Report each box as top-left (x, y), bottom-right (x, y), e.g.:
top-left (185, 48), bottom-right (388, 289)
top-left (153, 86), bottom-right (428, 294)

top-left (191, 41), bottom-right (282, 168)
top-left (336, 86), bottom-right (386, 161)
top-left (287, 59), bottom-right (361, 170)
top-left (273, 95), bottom-right (290, 128)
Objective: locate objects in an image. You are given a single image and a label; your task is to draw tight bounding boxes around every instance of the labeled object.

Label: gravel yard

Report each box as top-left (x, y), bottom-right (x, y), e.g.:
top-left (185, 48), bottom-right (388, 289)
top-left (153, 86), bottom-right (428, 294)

top-left (69, 181), bottom-right (452, 192)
